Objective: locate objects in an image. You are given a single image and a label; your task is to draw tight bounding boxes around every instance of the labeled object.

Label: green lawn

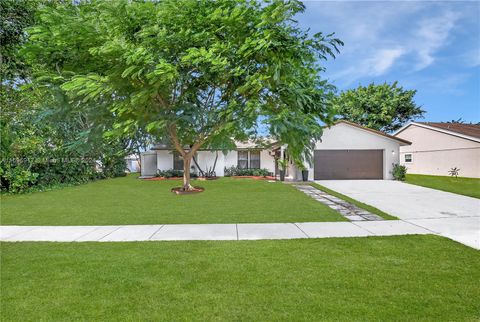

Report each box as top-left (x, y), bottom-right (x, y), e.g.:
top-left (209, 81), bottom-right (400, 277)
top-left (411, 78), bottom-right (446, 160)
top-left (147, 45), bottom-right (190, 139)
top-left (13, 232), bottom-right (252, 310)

top-left (310, 183), bottom-right (398, 220)
top-left (1, 235), bottom-right (479, 321)
top-left (0, 175), bottom-right (345, 225)
top-left (406, 174), bottom-right (480, 199)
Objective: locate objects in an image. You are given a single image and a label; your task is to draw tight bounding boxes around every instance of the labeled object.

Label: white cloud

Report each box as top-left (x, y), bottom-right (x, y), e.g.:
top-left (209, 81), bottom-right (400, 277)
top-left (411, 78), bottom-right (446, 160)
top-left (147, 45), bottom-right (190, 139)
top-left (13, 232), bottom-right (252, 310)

top-left (330, 47), bottom-right (405, 85)
top-left (414, 11), bottom-right (460, 70)
top-left (369, 48), bottom-right (406, 76)
top-left (301, 2), bottom-right (465, 85)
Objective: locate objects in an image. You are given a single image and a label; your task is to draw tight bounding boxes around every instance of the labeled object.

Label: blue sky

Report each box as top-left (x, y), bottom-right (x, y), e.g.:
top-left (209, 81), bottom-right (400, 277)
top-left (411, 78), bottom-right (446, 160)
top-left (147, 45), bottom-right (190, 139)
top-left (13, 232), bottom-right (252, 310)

top-left (297, 1), bottom-right (480, 123)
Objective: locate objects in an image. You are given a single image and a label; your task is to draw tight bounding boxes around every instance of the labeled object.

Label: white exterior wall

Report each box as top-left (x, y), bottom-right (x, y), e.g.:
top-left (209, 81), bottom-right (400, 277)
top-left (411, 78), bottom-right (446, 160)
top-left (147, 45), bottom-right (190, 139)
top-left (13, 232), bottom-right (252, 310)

top-left (126, 158), bottom-right (140, 172)
top-left (140, 152), bottom-right (157, 176)
top-left (151, 149), bottom-right (276, 176)
top-left (260, 150), bottom-right (276, 174)
top-left (195, 151), bottom-right (225, 176)
top-left (287, 159), bottom-right (299, 180)
top-left (307, 123), bottom-right (402, 180)
top-left (157, 150), bottom-right (173, 171)
top-left (396, 125), bottom-right (480, 178)
top-left (224, 150), bottom-right (238, 169)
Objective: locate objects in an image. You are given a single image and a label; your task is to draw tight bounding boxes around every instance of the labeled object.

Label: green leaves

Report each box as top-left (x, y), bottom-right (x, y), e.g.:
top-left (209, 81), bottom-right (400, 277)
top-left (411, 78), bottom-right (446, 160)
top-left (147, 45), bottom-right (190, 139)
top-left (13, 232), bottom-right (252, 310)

top-left (24, 0), bottom-right (342, 164)
top-left (332, 82), bottom-right (424, 132)
top-left (146, 60), bottom-right (178, 87)
top-left (61, 74), bottom-right (113, 103)
top-left (146, 120), bottom-right (167, 133)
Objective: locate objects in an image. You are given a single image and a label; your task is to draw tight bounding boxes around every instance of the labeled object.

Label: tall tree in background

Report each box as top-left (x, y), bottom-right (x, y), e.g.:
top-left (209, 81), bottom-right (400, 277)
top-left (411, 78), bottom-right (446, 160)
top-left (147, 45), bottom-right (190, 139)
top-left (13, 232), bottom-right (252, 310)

top-left (0, 0), bottom-right (38, 81)
top-left (24, 0), bottom-right (342, 191)
top-left (332, 82), bottom-right (424, 132)
top-left (1, 0), bottom-right (151, 193)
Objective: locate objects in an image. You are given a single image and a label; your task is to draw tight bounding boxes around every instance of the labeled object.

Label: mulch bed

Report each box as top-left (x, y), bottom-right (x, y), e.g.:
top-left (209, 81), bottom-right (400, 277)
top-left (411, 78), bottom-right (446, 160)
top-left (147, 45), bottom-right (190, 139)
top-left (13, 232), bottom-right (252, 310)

top-left (143, 176), bottom-right (276, 181)
top-left (143, 177), bottom-right (183, 181)
top-left (197, 177), bottom-right (219, 181)
top-left (231, 176), bottom-right (276, 180)
top-left (171, 186), bottom-right (205, 195)
top-left (143, 177), bottom-right (219, 181)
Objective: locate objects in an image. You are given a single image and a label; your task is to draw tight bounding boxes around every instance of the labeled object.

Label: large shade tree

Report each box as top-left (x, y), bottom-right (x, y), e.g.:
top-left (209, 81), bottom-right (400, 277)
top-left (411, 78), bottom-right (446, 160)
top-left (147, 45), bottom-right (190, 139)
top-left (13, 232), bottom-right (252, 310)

top-left (0, 0), bottom-right (40, 81)
top-left (332, 82), bottom-right (424, 133)
top-left (24, 0), bottom-right (342, 191)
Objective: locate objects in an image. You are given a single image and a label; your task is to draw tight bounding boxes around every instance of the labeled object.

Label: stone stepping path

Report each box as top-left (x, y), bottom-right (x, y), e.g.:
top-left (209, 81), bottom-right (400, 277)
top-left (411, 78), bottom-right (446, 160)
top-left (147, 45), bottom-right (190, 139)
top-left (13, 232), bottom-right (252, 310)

top-left (0, 221), bottom-right (431, 242)
top-left (293, 185), bottom-right (384, 221)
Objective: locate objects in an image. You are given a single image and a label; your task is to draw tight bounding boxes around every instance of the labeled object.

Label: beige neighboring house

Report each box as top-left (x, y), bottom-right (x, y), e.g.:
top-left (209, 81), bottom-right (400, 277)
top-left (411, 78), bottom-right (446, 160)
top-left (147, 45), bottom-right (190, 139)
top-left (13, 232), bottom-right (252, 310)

top-left (394, 122), bottom-right (480, 178)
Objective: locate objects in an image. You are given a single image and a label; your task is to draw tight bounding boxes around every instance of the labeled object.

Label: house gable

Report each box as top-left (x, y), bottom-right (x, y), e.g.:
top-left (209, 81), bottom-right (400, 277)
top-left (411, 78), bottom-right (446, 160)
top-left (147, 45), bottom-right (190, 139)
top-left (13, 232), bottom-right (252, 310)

top-left (311, 122), bottom-right (404, 180)
top-left (316, 122), bottom-right (407, 150)
top-left (395, 124), bottom-right (480, 153)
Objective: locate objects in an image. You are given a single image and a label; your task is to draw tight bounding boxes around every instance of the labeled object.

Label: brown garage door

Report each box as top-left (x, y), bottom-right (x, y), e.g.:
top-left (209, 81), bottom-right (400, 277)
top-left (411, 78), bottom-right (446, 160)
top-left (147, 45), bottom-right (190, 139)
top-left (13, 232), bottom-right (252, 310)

top-left (314, 150), bottom-right (383, 180)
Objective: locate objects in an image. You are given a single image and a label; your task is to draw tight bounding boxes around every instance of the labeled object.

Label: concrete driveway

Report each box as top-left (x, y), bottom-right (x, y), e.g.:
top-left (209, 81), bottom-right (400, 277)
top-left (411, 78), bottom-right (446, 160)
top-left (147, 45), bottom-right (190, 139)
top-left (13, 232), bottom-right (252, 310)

top-left (316, 180), bottom-right (480, 249)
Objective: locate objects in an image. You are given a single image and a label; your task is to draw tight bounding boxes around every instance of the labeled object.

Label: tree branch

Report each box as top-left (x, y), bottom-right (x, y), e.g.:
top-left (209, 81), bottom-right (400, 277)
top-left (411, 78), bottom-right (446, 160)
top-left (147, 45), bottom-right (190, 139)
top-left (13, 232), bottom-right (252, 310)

top-left (167, 123), bottom-right (186, 157)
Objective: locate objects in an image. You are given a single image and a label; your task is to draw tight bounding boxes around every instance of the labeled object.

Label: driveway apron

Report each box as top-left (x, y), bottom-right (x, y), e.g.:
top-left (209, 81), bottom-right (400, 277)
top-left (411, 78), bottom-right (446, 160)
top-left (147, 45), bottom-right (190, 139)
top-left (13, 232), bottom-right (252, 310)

top-left (316, 180), bottom-right (480, 249)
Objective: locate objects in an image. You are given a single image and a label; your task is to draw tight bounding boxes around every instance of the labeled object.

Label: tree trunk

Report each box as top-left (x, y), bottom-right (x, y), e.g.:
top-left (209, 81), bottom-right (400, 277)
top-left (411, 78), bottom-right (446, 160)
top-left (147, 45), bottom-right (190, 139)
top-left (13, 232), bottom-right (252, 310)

top-left (182, 155), bottom-right (194, 191)
top-left (136, 153), bottom-right (142, 173)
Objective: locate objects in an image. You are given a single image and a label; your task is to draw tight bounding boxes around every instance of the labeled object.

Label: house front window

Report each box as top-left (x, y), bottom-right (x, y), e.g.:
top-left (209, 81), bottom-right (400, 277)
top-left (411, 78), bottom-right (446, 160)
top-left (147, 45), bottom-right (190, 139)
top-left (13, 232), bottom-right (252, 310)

top-left (249, 150), bottom-right (260, 169)
top-left (404, 153), bottom-right (412, 163)
top-left (237, 151), bottom-right (249, 169)
top-left (173, 151), bottom-right (184, 170)
top-left (237, 150), bottom-right (261, 169)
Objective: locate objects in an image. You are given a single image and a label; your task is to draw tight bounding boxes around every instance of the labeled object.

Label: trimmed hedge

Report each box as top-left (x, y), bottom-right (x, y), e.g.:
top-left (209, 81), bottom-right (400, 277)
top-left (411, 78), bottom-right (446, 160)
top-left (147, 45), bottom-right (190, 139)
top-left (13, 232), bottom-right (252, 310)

top-left (156, 169), bottom-right (198, 178)
top-left (224, 166), bottom-right (271, 177)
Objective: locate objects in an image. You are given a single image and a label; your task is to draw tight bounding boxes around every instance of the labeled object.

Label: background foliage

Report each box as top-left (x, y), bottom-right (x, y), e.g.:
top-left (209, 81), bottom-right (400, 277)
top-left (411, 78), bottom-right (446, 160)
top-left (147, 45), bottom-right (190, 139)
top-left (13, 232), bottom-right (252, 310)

top-left (332, 82), bottom-right (424, 132)
top-left (0, 0), bottom-right (148, 193)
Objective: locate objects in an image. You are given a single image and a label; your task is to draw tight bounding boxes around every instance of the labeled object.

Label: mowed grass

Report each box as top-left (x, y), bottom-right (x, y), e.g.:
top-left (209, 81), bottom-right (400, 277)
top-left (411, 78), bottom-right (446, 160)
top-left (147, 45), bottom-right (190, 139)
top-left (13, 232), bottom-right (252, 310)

top-left (2, 235), bottom-right (479, 321)
top-left (406, 174), bottom-right (480, 199)
top-left (0, 175), bottom-right (344, 225)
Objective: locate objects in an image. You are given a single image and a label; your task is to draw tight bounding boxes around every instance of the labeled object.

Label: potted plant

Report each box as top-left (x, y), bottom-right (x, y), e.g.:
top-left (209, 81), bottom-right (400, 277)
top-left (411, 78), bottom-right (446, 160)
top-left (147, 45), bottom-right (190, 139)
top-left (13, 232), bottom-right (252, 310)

top-left (296, 162), bottom-right (309, 182)
top-left (277, 159), bottom-right (287, 181)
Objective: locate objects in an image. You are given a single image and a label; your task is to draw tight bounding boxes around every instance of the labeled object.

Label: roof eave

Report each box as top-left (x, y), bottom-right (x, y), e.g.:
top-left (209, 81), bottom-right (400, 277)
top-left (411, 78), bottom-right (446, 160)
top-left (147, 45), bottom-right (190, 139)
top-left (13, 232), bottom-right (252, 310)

top-left (394, 122), bottom-right (480, 143)
top-left (334, 120), bottom-right (412, 145)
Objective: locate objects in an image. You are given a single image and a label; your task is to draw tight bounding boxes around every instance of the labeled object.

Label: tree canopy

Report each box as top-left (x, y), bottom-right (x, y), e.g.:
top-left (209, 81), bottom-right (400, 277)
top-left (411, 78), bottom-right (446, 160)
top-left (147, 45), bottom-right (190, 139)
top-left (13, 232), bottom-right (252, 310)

top-left (1, 0), bottom-right (150, 193)
top-left (0, 0), bottom-right (39, 81)
top-left (332, 82), bottom-right (424, 132)
top-left (23, 0), bottom-right (342, 190)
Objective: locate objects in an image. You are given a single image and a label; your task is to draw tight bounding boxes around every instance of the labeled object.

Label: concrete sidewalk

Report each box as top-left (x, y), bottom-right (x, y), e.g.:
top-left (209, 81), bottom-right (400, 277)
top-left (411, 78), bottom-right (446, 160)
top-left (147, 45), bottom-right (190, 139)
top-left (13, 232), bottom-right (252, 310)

top-left (0, 221), bottom-right (432, 242)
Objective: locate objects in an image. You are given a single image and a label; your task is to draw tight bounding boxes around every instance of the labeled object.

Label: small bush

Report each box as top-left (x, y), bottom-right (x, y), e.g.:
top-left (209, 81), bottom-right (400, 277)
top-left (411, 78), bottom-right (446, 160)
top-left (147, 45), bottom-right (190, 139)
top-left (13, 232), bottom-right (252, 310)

top-left (391, 163), bottom-right (407, 181)
top-left (157, 169), bottom-right (183, 178)
top-left (224, 166), bottom-right (271, 177)
top-left (0, 166), bottom-right (39, 193)
top-left (448, 167), bottom-right (460, 178)
top-left (102, 156), bottom-right (128, 178)
top-left (0, 156), bottom-right (103, 194)
top-left (156, 169), bottom-right (198, 178)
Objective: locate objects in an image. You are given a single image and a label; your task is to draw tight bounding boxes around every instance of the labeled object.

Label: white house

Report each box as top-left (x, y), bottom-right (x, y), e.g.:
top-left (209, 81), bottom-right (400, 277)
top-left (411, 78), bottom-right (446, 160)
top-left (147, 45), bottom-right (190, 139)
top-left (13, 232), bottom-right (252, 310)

top-left (141, 140), bottom-right (278, 177)
top-left (304, 121), bottom-right (410, 180)
top-left (394, 122), bottom-right (480, 178)
top-left (126, 154), bottom-right (140, 173)
top-left (141, 121), bottom-right (411, 180)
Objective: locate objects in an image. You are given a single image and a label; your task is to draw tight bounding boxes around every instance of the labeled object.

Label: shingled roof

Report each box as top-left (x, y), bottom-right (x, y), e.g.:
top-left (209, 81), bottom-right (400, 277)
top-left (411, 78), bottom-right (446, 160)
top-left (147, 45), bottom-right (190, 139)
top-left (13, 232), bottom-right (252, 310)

top-left (416, 122), bottom-right (480, 139)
